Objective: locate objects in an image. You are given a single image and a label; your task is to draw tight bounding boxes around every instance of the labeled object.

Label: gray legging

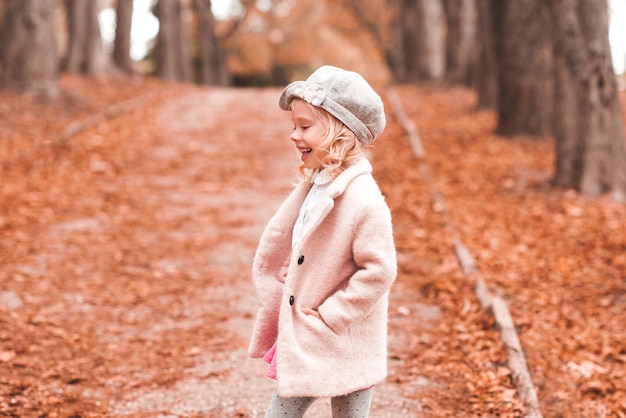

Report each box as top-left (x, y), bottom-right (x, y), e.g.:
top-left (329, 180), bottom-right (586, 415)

top-left (264, 387), bottom-right (373, 418)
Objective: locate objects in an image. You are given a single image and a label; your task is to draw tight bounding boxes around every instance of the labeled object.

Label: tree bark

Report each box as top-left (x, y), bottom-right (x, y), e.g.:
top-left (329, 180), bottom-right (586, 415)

top-left (113, 0), bottom-right (134, 73)
top-left (0, 2), bottom-right (5, 61)
top-left (548, 0), bottom-right (626, 199)
top-left (442, 0), bottom-right (478, 86)
top-left (193, 0), bottom-right (229, 85)
top-left (474, 0), bottom-right (498, 109)
top-left (492, 0), bottom-right (553, 137)
top-left (387, 0), bottom-right (406, 82)
top-left (0, 0), bottom-right (58, 96)
top-left (154, 0), bottom-right (191, 82)
top-left (399, 0), bottom-right (445, 82)
top-left (64, 0), bottom-right (106, 75)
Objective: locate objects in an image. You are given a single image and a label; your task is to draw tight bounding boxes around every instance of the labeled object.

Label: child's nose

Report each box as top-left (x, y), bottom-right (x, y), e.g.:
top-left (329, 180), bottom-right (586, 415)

top-left (290, 131), bottom-right (299, 141)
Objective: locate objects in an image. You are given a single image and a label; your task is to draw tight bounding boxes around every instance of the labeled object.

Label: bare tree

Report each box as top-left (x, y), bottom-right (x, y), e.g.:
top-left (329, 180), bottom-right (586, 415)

top-left (113, 0), bottom-right (134, 73)
top-left (492, 0), bottom-right (553, 137)
top-left (193, 0), bottom-right (229, 85)
top-left (548, 0), bottom-right (626, 199)
top-left (0, 0), bottom-right (58, 96)
top-left (154, 0), bottom-right (191, 81)
top-left (64, 0), bottom-right (107, 75)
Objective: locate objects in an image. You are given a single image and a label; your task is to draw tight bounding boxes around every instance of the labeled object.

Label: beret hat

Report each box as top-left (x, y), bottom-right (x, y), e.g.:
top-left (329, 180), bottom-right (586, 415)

top-left (279, 65), bottom-right (386, 145)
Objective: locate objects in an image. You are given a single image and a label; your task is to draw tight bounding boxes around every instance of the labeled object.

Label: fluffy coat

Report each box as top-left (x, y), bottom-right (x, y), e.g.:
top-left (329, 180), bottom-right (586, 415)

top-left (248, 158), bottom-right (397, 398)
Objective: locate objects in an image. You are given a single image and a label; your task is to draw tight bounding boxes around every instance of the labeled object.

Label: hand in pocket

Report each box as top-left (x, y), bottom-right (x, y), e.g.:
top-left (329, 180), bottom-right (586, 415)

top-left (301, 307), bottom-right (322, 320)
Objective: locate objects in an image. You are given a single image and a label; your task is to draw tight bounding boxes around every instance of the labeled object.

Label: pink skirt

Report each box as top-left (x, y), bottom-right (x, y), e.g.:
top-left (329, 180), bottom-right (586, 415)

top-left (263, 342), bottom-right (278, 380)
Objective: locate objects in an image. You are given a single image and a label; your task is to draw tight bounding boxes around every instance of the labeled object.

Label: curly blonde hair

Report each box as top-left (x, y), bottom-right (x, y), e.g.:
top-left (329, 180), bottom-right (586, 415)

top-left (295, 101), bottom-right (372, 184)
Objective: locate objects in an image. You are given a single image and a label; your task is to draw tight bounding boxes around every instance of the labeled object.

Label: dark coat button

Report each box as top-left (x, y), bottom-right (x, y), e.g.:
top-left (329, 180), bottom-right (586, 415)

top-left (297, 255), bottom-right (305, 265)
top-left (289, 295), bottom-right (294, 306)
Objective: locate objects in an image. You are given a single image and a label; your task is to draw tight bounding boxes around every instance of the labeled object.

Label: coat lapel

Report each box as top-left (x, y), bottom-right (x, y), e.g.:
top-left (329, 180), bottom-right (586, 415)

top-left (298, 158), bottom-right (372, 244)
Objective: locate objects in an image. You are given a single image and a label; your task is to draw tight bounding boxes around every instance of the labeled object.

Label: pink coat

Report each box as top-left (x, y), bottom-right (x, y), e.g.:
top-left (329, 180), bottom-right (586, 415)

top-left (248, 158), bottom-right (397, 398)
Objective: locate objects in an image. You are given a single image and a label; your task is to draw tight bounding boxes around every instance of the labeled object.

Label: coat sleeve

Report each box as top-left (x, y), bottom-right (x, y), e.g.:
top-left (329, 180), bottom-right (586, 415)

top-left (317, 199), bottom-right (397, 334)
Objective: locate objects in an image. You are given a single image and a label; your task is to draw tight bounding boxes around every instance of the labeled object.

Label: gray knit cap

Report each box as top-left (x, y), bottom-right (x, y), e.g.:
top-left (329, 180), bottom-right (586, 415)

top-left (279, 65), bottom-right (386, 145)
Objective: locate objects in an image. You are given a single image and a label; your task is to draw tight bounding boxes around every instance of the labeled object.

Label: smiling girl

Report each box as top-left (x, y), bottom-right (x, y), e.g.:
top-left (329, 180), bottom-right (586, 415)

top-left (248, 66), bottom-right (397, 418)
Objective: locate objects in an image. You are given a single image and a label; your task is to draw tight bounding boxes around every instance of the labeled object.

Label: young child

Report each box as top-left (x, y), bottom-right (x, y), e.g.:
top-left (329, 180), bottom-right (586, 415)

top-left (248, 65), bottom-right (397, 418)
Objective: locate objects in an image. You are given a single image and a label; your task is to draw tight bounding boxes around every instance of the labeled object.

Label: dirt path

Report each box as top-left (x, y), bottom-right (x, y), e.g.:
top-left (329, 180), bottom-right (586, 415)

top-left (95, 89), bottom-right (438, 417)
top-left (99, 88), bottom-right (435, 416)
top-left (138, 88), bottom-right (436, 416)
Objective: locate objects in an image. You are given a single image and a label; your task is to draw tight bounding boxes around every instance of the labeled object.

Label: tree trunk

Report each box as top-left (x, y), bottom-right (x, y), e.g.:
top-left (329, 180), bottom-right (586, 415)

top-left (387, 1), bottom-right (406, 82)
top-left (154, 0), bottom-right (191, 82)
top-left (193, 0), bottom-right (229, 85)
top-left (0, 0), bottom-right (58, 96)
top-left (474, 0), bottom-right (498, 109)
top-left (548, 0), bottom-right (626, 199)
top-left (442, 0), bottom-right (478, 86)
top-left (399, 0), bottom-right (445, 82)
top-left (113, 0), bottom-right (134, 73)
top-left (0, 2), bottom-right (5, 61)
top-left (492, 0), bottom-right (553, 137)
top-left (64, 0), bottom-right (106, 75)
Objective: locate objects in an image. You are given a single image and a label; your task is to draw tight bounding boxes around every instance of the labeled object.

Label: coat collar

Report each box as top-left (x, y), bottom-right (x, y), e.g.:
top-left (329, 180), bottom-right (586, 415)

top-left (325, 157), bottom-right (372, 199)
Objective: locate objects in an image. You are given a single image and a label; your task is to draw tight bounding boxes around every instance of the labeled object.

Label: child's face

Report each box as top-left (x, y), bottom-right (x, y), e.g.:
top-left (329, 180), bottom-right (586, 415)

top-left (289, 99), bottom-right (327, 170)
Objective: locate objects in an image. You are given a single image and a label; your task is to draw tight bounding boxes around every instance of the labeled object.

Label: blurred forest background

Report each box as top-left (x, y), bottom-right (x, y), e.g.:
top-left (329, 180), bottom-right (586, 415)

top-left (1, 1), bottom-right (626, 416)
top-left (0, 0), bottom-right (625, 199)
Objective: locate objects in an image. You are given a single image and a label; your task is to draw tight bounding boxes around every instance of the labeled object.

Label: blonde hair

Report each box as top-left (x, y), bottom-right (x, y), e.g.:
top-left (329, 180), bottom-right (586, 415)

top-left (296, 101), bottom-right (371, 183)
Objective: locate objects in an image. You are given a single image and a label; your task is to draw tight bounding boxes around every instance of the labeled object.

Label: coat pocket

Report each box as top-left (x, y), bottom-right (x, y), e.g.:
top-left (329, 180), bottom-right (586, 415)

top-left (297, 308), bottom-right (339, 341)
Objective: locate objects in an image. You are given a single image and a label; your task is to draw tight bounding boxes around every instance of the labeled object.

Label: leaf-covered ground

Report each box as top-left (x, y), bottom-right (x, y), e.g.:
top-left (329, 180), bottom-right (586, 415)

top-left (391, 85), bottom-right (626, 417)
top-left (0, 75), bottom-right (624, 417)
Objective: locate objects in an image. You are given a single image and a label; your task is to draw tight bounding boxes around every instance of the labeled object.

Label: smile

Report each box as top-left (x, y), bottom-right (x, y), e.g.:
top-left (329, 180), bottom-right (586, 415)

top-left (299, 147), bottom-right (312, 161)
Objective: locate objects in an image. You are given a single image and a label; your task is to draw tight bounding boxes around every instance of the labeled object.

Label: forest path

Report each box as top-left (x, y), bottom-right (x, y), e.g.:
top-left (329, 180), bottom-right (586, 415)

top-left (4, 75), bottom-right (626, 418)
top-left (1, 80), bottom-right (526, 418)
top-left (105, 87), bottom-right (437, 417)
